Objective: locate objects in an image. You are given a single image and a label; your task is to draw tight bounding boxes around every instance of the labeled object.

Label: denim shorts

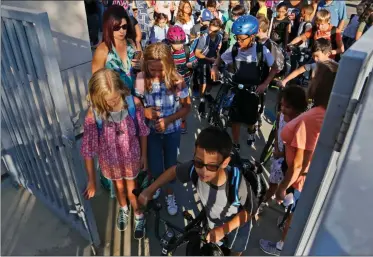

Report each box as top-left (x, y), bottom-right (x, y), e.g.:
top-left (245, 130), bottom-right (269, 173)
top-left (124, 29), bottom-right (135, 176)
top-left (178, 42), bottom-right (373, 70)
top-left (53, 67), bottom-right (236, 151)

top-left (147, 131), bottom-right (181, 182)
top-left (226, 220), bottom-right (253, 253)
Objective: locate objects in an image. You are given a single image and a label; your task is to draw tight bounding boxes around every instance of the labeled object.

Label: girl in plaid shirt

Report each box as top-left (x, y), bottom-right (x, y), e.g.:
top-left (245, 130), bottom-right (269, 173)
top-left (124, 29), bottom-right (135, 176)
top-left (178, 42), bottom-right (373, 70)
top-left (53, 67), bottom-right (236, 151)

top-left (135, 43), bottom-right (191, 216)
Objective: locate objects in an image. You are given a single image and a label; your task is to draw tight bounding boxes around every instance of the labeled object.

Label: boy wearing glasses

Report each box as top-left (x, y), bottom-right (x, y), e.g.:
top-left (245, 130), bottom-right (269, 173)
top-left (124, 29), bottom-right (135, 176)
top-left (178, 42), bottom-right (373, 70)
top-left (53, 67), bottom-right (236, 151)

top-left (194, 18), bottom-right (223, 118)
top-left (138, 126), bottom-right (256, 255)
top-left (211, 15), bottom-right (277, 151)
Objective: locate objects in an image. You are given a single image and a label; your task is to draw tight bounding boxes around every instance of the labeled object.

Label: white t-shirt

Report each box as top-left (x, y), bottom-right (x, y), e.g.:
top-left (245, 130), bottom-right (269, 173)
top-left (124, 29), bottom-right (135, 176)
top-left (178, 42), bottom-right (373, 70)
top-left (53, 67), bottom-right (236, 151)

top-left (221, 43), bottom-right (274, 67)
top-left (175, 19), bottom-right (195, 44)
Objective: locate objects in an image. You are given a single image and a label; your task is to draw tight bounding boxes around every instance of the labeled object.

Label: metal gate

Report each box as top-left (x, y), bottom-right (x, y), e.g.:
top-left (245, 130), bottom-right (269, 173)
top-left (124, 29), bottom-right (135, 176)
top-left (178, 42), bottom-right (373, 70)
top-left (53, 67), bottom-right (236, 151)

top-left (1, 6), bottom-right (100, 251)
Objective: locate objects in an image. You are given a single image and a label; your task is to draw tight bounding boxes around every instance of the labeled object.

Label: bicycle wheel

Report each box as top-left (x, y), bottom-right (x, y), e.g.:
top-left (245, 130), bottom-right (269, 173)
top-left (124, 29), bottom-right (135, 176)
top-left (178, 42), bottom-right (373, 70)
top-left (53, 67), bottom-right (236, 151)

top-left (208, 83), bottom-right (230, 129)
top-left (260, 124), bottom-right (276, 165)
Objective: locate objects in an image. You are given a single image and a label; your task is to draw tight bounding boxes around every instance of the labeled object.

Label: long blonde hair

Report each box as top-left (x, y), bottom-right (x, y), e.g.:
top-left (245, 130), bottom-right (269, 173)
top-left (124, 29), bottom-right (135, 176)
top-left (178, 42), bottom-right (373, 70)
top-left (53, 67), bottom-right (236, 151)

top-left (176, 0), bottom-right (192, 24)
top-left (87, 68), bottom-right (130, 119)
top-left (142, 43), bottom-right (181, 92)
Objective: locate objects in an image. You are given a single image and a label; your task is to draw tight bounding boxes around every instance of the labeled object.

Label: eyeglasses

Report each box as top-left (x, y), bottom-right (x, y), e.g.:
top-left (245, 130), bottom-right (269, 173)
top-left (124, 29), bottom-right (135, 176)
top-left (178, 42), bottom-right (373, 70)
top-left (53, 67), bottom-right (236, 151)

top-left (234, 35), bottom-right (250, 43)
top-left (113, 24), bottom-right (128, 31)
top-left (192, 159), bottom-right (223, 172)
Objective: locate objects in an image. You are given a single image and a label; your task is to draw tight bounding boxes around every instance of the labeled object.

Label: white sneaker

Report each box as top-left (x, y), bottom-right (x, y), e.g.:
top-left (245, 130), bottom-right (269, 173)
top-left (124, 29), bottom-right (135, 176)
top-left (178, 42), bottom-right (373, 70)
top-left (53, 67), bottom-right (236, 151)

top-left (153, 188), bottom-right (161, 200)
top-left (166, 194), bottom-right (178, 216)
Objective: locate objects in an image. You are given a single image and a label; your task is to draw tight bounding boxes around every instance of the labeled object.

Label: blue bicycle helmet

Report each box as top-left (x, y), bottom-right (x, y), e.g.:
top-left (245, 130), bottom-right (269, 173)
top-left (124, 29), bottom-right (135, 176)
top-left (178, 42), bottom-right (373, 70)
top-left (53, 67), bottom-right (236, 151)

top-left (231, 15), bottom-right (259, 36)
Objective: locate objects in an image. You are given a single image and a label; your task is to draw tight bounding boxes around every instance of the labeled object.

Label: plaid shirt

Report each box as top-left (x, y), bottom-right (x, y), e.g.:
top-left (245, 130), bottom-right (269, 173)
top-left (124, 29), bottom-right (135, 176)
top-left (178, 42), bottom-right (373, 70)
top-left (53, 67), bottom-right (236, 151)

top-left (142, 82), bottom-right (189, 134)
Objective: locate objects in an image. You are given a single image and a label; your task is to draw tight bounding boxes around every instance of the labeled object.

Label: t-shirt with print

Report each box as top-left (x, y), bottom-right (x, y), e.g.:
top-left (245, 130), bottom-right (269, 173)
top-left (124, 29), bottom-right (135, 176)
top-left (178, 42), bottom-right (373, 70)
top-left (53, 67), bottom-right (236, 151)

top-left (270, 17), bottom-right (291, 47)
top-left (190, 23), bottom-right (209, 39)
top-left (176, 161), bottom-right (256, 229)
top-left (221, 43), bottom-right (274, 84)
top-left (280, 106), bottom-right (326, 192)
top-left (196, 33), bottom-right (223, 64)
top-left (284, 0), bottom-right (308, 40)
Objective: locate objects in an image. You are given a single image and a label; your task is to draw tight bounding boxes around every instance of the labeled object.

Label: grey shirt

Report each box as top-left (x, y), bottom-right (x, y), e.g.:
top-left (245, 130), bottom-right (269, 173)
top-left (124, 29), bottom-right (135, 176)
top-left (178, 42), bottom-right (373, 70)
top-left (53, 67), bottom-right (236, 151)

top-left (176, 161), bottom-right (256, 229)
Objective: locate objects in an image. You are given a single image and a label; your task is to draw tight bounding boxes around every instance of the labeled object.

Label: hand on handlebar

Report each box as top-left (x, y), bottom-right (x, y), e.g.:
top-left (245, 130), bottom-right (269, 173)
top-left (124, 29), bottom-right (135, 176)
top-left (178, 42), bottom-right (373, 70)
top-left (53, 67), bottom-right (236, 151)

top-left (211, 66), bottom-right (220, 81)
top-left (135, 188), bottom-right (152, 208)
top-left (255, 83), bottom-right (267, 94)
top-left (206, 226), bottom-right (225, 243)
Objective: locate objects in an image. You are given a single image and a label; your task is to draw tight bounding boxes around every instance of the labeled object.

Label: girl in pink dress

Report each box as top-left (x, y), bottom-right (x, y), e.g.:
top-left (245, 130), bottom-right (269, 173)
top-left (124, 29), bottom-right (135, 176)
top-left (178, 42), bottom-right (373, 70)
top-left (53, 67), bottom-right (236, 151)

top-left (81, 68), bottom-right (149, 239)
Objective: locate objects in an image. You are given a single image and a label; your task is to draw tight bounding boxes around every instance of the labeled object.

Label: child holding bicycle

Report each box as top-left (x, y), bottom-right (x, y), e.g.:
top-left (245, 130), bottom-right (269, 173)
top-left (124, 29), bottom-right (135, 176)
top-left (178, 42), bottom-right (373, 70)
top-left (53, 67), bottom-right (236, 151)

top-left (281, 38), bottom-right (333, 87)
top-left (138, 126), bottom-right (256, 255)
top-left (81, 68), bottom-right (149, 238)
top-left (257, 86), bottom-right (308, 214)
top-left (211, 15), bottom-right (278, 150)
top-left (135, 43), bottom-right (191, 216)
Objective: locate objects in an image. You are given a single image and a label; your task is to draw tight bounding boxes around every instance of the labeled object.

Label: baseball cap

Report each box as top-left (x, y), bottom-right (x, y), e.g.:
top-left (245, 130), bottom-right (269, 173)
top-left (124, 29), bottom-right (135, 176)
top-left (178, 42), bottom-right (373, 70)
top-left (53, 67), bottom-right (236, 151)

top-left (201, 9), bottom-right (213, 22)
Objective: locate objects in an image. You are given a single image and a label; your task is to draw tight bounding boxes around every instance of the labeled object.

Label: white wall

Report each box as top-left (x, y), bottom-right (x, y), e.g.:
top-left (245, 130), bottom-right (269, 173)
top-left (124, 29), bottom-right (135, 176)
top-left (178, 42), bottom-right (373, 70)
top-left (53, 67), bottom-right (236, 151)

top-left (3, 1), bottom-right (93, 135)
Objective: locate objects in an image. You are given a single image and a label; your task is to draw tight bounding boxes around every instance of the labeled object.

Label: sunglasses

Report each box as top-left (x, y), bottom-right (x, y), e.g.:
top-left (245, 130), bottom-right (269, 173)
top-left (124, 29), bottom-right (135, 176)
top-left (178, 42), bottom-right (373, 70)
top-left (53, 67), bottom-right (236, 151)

top-left (192, 159), bottom-right (223, 172)
top-left (234, 35), bottom-right (251, 43)
top-left (113, 24), bottom-right (128, 31)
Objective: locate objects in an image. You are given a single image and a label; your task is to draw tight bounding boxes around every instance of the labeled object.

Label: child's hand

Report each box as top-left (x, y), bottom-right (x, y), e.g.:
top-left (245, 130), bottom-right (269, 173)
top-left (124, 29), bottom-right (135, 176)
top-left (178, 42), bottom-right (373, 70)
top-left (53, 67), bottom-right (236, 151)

top-left (275, 186), bottom-right (286, 204)
top-left (155, 117), bottom-right (170, 133)
top-left (256, 83), bottom-right (267, 94)
top-left (144, 107), bottom-right (161, 120)
top-left (83, 180), bottom-right (96, 199)
top-left (206, 226), bottom-right (226, 243)
top-left (138, 188), bottom-right (152, 207)
top-left (140, 155), bottom-right (148, 171)
top-left (211, 66), bottom-right (220, 81)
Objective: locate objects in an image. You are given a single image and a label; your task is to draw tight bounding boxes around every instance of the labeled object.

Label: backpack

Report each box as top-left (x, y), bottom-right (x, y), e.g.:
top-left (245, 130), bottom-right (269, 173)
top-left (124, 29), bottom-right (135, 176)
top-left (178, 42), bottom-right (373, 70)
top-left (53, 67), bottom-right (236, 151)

top-left (265, 39), bottom-right (285, 72)
top-left (189, 150), bottom-right (267, 208)
top-left (93, 94), bottom-right (139, 136)
top-left (195, 32), bottom-right (223, 57)
top-left (231, 41), bottom-right (270, 83)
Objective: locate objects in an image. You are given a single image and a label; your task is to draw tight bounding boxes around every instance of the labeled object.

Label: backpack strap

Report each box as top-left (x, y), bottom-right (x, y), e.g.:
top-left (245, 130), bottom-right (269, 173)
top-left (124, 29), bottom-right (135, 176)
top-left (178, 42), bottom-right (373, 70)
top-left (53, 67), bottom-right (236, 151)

top-left (231, 42), bottom-right (239, 73)
top-left (93, 109), bottom-right (103, 135)
top-left (125, 95), bottom-right (139, 136)
top-left (189, 165), bottom-right (199, 186)
top-left (183, 44), bottom-right (190, 64)
top-left (330, 26), bottom-right (337, 50)
top-left (256, 41), bottom-right (265, 82)
top-left (227, 166), bottom-right (242, 207)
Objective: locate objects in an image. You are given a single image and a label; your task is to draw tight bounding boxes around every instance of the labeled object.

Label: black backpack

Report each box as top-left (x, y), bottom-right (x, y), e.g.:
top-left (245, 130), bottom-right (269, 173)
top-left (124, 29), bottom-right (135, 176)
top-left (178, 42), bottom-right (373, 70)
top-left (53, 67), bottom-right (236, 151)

top-left (231, 41), bottom-right (270, 83)
top-left (189, 149), bottom-right (267, 208)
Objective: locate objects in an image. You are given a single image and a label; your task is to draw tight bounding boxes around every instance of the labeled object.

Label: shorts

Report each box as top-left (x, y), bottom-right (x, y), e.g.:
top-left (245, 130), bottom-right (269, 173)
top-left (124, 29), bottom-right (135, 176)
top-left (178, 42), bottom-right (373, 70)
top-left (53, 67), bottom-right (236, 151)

top-left (269, 157), bottom-right (284, 184)
top-left (226, 220), bottom-right (252, 253)
top-left (230, 89), bottom-right (259, 126)
top-left (195, 62), bottom-right (213, 86)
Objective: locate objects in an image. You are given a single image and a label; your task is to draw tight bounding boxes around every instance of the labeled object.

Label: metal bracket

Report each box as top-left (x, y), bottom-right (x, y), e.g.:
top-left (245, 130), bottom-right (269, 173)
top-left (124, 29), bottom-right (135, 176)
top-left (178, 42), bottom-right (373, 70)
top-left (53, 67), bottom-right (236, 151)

top-left (70, 204), bottom-right (97, 256)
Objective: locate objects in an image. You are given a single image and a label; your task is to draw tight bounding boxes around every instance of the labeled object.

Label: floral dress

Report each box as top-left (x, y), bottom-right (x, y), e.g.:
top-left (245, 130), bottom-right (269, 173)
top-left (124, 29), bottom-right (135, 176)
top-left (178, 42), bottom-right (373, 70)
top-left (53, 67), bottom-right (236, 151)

top-left (80, 107), bottom-right (150, 180)
top-left (105, 42), bottom-right (136, 94)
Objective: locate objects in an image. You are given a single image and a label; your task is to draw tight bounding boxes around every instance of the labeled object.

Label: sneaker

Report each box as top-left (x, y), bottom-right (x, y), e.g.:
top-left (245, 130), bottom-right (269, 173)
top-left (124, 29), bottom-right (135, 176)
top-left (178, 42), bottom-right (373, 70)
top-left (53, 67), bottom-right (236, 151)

top-left (233, 143), bottom-right (240, 153)
top-left (153, 188), bottom-right (161, 200)
top-left (134, 216), bottom-right (146, 240)
top-left (259, 239), bottom-right (281, 256)
top-left (257, 113), bottom-right (263, 127)
top-left (257, 202), bottom-right (268, 215)
top-left (117, 208), bottom-right (129, 231)
top-left (247, 133), bottom-right (256, 146)
top-left (166, 194), bottom-right (178, 216)
top-left (181, 120), bottom-right (187, 134)
top-left (198, 102), bottom-right (207, 118)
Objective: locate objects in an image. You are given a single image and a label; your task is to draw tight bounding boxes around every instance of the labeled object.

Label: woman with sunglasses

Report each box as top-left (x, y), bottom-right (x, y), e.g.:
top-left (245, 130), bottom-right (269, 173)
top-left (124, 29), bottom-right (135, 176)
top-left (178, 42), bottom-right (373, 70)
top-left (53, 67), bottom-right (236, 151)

top-left (92, 5), bottom-right (138, 95)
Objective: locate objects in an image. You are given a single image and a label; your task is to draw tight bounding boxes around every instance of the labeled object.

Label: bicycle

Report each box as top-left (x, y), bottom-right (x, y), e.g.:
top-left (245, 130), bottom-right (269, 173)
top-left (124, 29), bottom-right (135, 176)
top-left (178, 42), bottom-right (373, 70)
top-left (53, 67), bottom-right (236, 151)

top-left (132, 189), bottom-right (230, 256)
top-left (207, 70), bottom-right (259, 130)
top-left (287, 44), bottom-right (313, 88)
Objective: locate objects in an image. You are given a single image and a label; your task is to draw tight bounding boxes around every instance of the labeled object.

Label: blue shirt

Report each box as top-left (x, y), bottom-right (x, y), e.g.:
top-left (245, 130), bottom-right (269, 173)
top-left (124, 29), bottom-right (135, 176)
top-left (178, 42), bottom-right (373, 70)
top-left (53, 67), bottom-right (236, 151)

top-left (317, 0), bottom-right (347, 27)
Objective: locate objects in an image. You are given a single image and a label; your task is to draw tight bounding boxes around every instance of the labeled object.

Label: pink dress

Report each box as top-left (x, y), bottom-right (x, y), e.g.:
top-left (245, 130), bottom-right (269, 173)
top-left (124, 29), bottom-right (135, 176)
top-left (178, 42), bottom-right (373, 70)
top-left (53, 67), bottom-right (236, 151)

top-left (80, 107), bottom-right (150, 180)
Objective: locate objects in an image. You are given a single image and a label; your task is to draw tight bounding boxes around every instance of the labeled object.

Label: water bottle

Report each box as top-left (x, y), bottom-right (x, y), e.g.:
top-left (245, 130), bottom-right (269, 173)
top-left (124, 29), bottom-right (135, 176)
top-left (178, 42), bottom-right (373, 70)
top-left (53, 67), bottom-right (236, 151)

top-left (283, 193), bottom-right (294, 207)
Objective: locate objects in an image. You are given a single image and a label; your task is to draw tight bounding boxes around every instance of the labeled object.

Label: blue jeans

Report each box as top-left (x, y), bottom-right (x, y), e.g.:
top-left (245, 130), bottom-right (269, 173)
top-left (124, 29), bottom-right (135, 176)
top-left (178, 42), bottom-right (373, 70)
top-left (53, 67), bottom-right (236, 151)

top-left (147, 131), bottom-right (181, 183)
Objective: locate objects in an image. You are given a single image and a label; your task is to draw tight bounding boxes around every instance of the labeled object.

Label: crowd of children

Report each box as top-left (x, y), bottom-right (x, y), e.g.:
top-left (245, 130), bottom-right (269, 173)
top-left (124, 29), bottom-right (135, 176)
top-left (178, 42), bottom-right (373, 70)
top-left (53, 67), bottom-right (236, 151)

top-left (82, 0), bottom-right (372, 255)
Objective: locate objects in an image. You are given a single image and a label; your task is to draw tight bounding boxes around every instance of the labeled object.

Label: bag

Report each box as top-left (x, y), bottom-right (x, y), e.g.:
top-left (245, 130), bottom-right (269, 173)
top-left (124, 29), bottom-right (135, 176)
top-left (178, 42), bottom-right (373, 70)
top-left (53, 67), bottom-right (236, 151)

top-left (266, 39), bottom-right (285, 72)
top-left (195, 32), bottom-right (223, 57)
top-left (231, 40), bottom-right (270, 83)
top-left (189, 149), bottom-right (267, 208)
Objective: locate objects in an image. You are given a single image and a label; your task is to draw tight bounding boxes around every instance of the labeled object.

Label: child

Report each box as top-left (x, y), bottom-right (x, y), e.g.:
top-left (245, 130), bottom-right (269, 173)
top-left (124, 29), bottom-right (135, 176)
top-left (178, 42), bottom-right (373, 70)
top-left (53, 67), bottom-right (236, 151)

top-left (289, 9), bottom-right (344, 61)
top-left (211, 15), bottom-right (278, 150)
top-left (135, 43), bottom-right (191, 216)
top-left (206, 0), bottom-right (224, 22)
top-left (297, 4), bottom-right (314, 49)
top-left (81, 68), bottom-right (149, 238)
top-left (138, 126), bottom-right (256, 256)
top-left (166, 25), bottom-right (198, 133)
top-left (149, 13), bottom-right (169, 44)
top-left (257, 85), bottom-right (308, 214)
top-left (342, 3), bottom-right (365, 49)
top-left (194, 18), bottom-right (224, 118)
top-left (282, 38), bottom-right (333, 87)
top-left (355, 5), bottom-right (373, 41)
top-left (225, 5), bottom-right (247, 48)
top-left (270, 2), bottom-right (291, 48)
top-left (190, 9), bottom-right (213, 42)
